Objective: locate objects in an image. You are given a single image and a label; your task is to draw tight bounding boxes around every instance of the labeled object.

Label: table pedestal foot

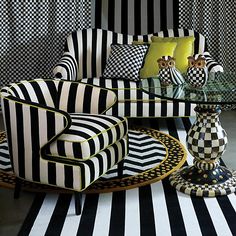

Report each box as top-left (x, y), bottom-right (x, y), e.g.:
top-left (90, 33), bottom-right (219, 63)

top-left (169, 166), bottom-right (236, 197)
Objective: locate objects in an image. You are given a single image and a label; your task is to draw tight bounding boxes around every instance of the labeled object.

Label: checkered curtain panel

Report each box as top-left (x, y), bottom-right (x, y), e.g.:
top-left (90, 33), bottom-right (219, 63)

top-left (91, 0), bottom-right (179, 35)
top-left (179, 0), bottom-right (236, 72)
top-left (0, 1), bottom-right (91, 87)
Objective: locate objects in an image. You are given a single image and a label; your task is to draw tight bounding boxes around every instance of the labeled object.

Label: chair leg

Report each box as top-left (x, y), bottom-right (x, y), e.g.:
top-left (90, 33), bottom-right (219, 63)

top-left (74, 192), bottom-right (82, 215)
top-left (117, 160), bottom-right (124, 178)
top-left (14, 177), bottom-right (21, 199)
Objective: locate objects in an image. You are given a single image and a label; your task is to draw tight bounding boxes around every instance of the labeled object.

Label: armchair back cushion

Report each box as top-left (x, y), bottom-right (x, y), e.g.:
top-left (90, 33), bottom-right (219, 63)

top-left (63, 28), bottom-right (207, 80)
top-left (57, 81), bottom-right (117, 114)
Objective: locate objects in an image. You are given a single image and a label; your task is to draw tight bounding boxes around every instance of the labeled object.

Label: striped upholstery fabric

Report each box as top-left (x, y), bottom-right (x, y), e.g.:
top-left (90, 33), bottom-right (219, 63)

top-left (57, 80), bottom-right (117, 114)
top-left (47, 113), bottom-right (128, 160)
top-left (53, 28), bottom-right (223, 118)
top-left (81, 77), bottom-right (196, 117)
top-left (1, 79), bottom-right (128, 191)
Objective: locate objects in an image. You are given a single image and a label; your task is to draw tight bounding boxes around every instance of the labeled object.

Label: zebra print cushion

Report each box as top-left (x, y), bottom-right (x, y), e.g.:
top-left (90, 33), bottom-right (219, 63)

top-left (47, 113), bottom-right (128, 160)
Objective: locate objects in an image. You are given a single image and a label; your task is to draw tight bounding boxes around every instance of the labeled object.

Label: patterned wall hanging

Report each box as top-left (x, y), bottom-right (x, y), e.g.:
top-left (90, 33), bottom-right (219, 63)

top-left (0, 1), bottom-right (91, 87)
top-left (179, 0), bottom-right (236, 72)
top-left (91, 0), bottom-right (179, 35)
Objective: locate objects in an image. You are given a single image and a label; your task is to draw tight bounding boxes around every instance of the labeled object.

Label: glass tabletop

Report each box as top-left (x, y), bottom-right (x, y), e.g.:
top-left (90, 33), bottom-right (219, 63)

top-left (139, 72), bottom-right (236, 105)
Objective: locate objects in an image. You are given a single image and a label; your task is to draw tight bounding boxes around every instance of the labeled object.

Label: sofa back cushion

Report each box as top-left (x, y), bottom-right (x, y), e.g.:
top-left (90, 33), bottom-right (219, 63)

top-left (64, 28), bottom-right (206, 80)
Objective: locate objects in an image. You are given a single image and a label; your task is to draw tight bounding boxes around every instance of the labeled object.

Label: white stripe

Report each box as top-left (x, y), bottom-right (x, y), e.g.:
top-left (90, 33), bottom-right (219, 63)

top-left (38, 110), bottom-right (48, 183)
top-left (77, 30), bottom-right (83, 79)
top-left (177, 192), bottom-right (202, 235)
top-left (59, 83), bottom-right (70, 111)
top-left (96, 30), bottom-right (103, 77)
top-left (23, 105), bottom-right (33, 181)
top-left (60, 196), bottom-right (83, 236)
top-left (124, 188), bottom-right (140, 236)
top-left (87, 29), bottom-right (92, 78)
top-left (9, 101), bottom-right (19, 176)
top-left (92, 193), bottom-right (113, 236)
top-left (29, 194), bottom-right (58, 236)
top-left (151, 182), bottom-right (172, 236)
top-left (204, 197), bottom-right (232, 236)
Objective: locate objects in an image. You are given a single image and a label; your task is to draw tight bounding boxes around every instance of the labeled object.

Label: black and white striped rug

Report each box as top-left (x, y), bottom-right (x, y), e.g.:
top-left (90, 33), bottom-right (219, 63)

top-left (7, 118), bottom-right (236, 235)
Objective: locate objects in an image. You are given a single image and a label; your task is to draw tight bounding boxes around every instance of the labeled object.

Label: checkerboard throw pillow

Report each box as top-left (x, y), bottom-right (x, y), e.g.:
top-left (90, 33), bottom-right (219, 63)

top-left (102, 44), bottom-right (149, 81)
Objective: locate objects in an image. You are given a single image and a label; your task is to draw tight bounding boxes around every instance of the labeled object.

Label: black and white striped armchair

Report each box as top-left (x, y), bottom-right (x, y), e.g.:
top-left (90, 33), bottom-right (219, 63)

top-left (53, 28), bottom-right (223, 118)
top-left (0, 79), bottom-right (128, 215)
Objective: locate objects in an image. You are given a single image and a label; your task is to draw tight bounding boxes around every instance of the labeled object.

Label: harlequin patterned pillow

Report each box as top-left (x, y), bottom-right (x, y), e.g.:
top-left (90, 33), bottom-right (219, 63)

top-left (102, 44), bottom-right (149, 81)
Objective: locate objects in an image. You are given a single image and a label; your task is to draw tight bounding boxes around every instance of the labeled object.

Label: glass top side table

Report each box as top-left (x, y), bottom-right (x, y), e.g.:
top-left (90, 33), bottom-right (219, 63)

top-left (140, 72), bottom-right (236, 197)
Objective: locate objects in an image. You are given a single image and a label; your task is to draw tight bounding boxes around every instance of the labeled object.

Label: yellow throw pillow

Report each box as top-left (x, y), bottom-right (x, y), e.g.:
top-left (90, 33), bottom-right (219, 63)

top-left (151, 36), bottom-right (195, 73)
top-left (137, 41), bottom-right (177, 78)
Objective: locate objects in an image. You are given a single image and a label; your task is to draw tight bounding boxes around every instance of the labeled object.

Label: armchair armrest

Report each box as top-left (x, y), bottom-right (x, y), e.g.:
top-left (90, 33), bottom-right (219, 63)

top-left (1, 96), bottom-right (71, 150)
top-left (203, 52), bottom-right (224, 73)
top-left (53, 52), bottom-right (78, 81)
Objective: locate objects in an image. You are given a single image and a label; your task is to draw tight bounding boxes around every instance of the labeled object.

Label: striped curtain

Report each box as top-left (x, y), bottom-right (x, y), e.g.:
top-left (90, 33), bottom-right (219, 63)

top-left (0, 1), bottom-right (91, 87)
top-left (91, 0), bottom-right (179, 35)
top-left (179, 0), bottom-right (236, 72)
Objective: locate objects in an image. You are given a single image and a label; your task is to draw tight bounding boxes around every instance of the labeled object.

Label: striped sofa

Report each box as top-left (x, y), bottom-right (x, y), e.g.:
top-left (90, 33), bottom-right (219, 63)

top-left (0, 79), bottom-right (128, 215)
top-left (53, 28), bottom-right (223, 118)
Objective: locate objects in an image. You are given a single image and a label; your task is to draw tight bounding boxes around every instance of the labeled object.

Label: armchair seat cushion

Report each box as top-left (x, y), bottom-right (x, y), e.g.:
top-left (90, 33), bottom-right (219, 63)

top-left (47, 113), bottom-right (128, 161)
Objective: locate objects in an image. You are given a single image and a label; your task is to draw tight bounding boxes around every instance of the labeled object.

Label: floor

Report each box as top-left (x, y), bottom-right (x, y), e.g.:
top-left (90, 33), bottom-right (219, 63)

top-left (0, 110), bottom-right (236, 236)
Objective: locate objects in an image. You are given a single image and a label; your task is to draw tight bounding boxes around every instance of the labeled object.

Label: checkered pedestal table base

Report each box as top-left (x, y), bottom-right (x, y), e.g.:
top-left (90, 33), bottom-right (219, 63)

top-left (170, 104), bottom-right (236, 197)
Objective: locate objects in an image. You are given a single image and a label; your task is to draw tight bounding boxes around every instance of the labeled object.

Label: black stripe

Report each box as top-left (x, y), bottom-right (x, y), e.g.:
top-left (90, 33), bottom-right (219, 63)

top-left (121, 0), bottom-right (128, 34)
top-left (67, 83), bottom-right (78, 113)
top-left (16, 103), bottom-right (25, 178)
top-left (48, 162), bottom-right (56, 185)
top-left (45, 194), bottom-right (72, 236)
top-left (173, 0), bottom-right (179, 29)
top-left (19, 83), bottom-right (31, 101)
top-left (64, 165), bottom-right (74, 189)
top-left (184, 102), bottom-right (191, 116)
top-left (191, 197), bottom-right (217, 236)
top-left (173, 100), bottom-right (180, 117)
top-left (217, 196), bottom-right (236, 234)
top-left (3, 100), bottom-right (13, 166)
top-left (108, 0), bottom-right (115, 31)
top-left (160, 0), bottom-right (167, 30)
top-left (71, 31), bottom-right (79, 64)
top-left (139, 185), bottom-right (156, 236)
top-left (134, 0), bottom-right (142, 35)
top-left (46, 80), bottom-right (59, 108)
top-left (94, 0), bottom-right (102, 28)
top-left (101, 30), bottom-right (108, 73)
top-left (83, 85), bottom-right (93, 113)
top-left (92, 29), bottom-right (97, 77)
top-left (30, 105), bottom-right (40, 182)
top-left (147, 0), bottom-right (154, 34)
top-left (77, 194), bottom-right (99, 236)
top-left (18, 193), bottom-right (46, 236)
top-left (109, 191), bottom-right (126, 236)
top-left (161, 100), bottom-right (167, 116)
top-left (162, 178), bottom-right (187, 236)
top-left (82, 30), bottom-right (87, 78)
top-left (98, 89), bottom-right (108, 113)
top-left (30, 82), bottom-right (47, 106)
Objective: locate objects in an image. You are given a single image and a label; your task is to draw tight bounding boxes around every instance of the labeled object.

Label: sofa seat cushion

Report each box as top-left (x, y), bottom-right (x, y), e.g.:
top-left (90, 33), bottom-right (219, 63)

top-left (81, 77), bottom-right (162, 102)
top-left (47, 113), bottom-right (128, 160)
